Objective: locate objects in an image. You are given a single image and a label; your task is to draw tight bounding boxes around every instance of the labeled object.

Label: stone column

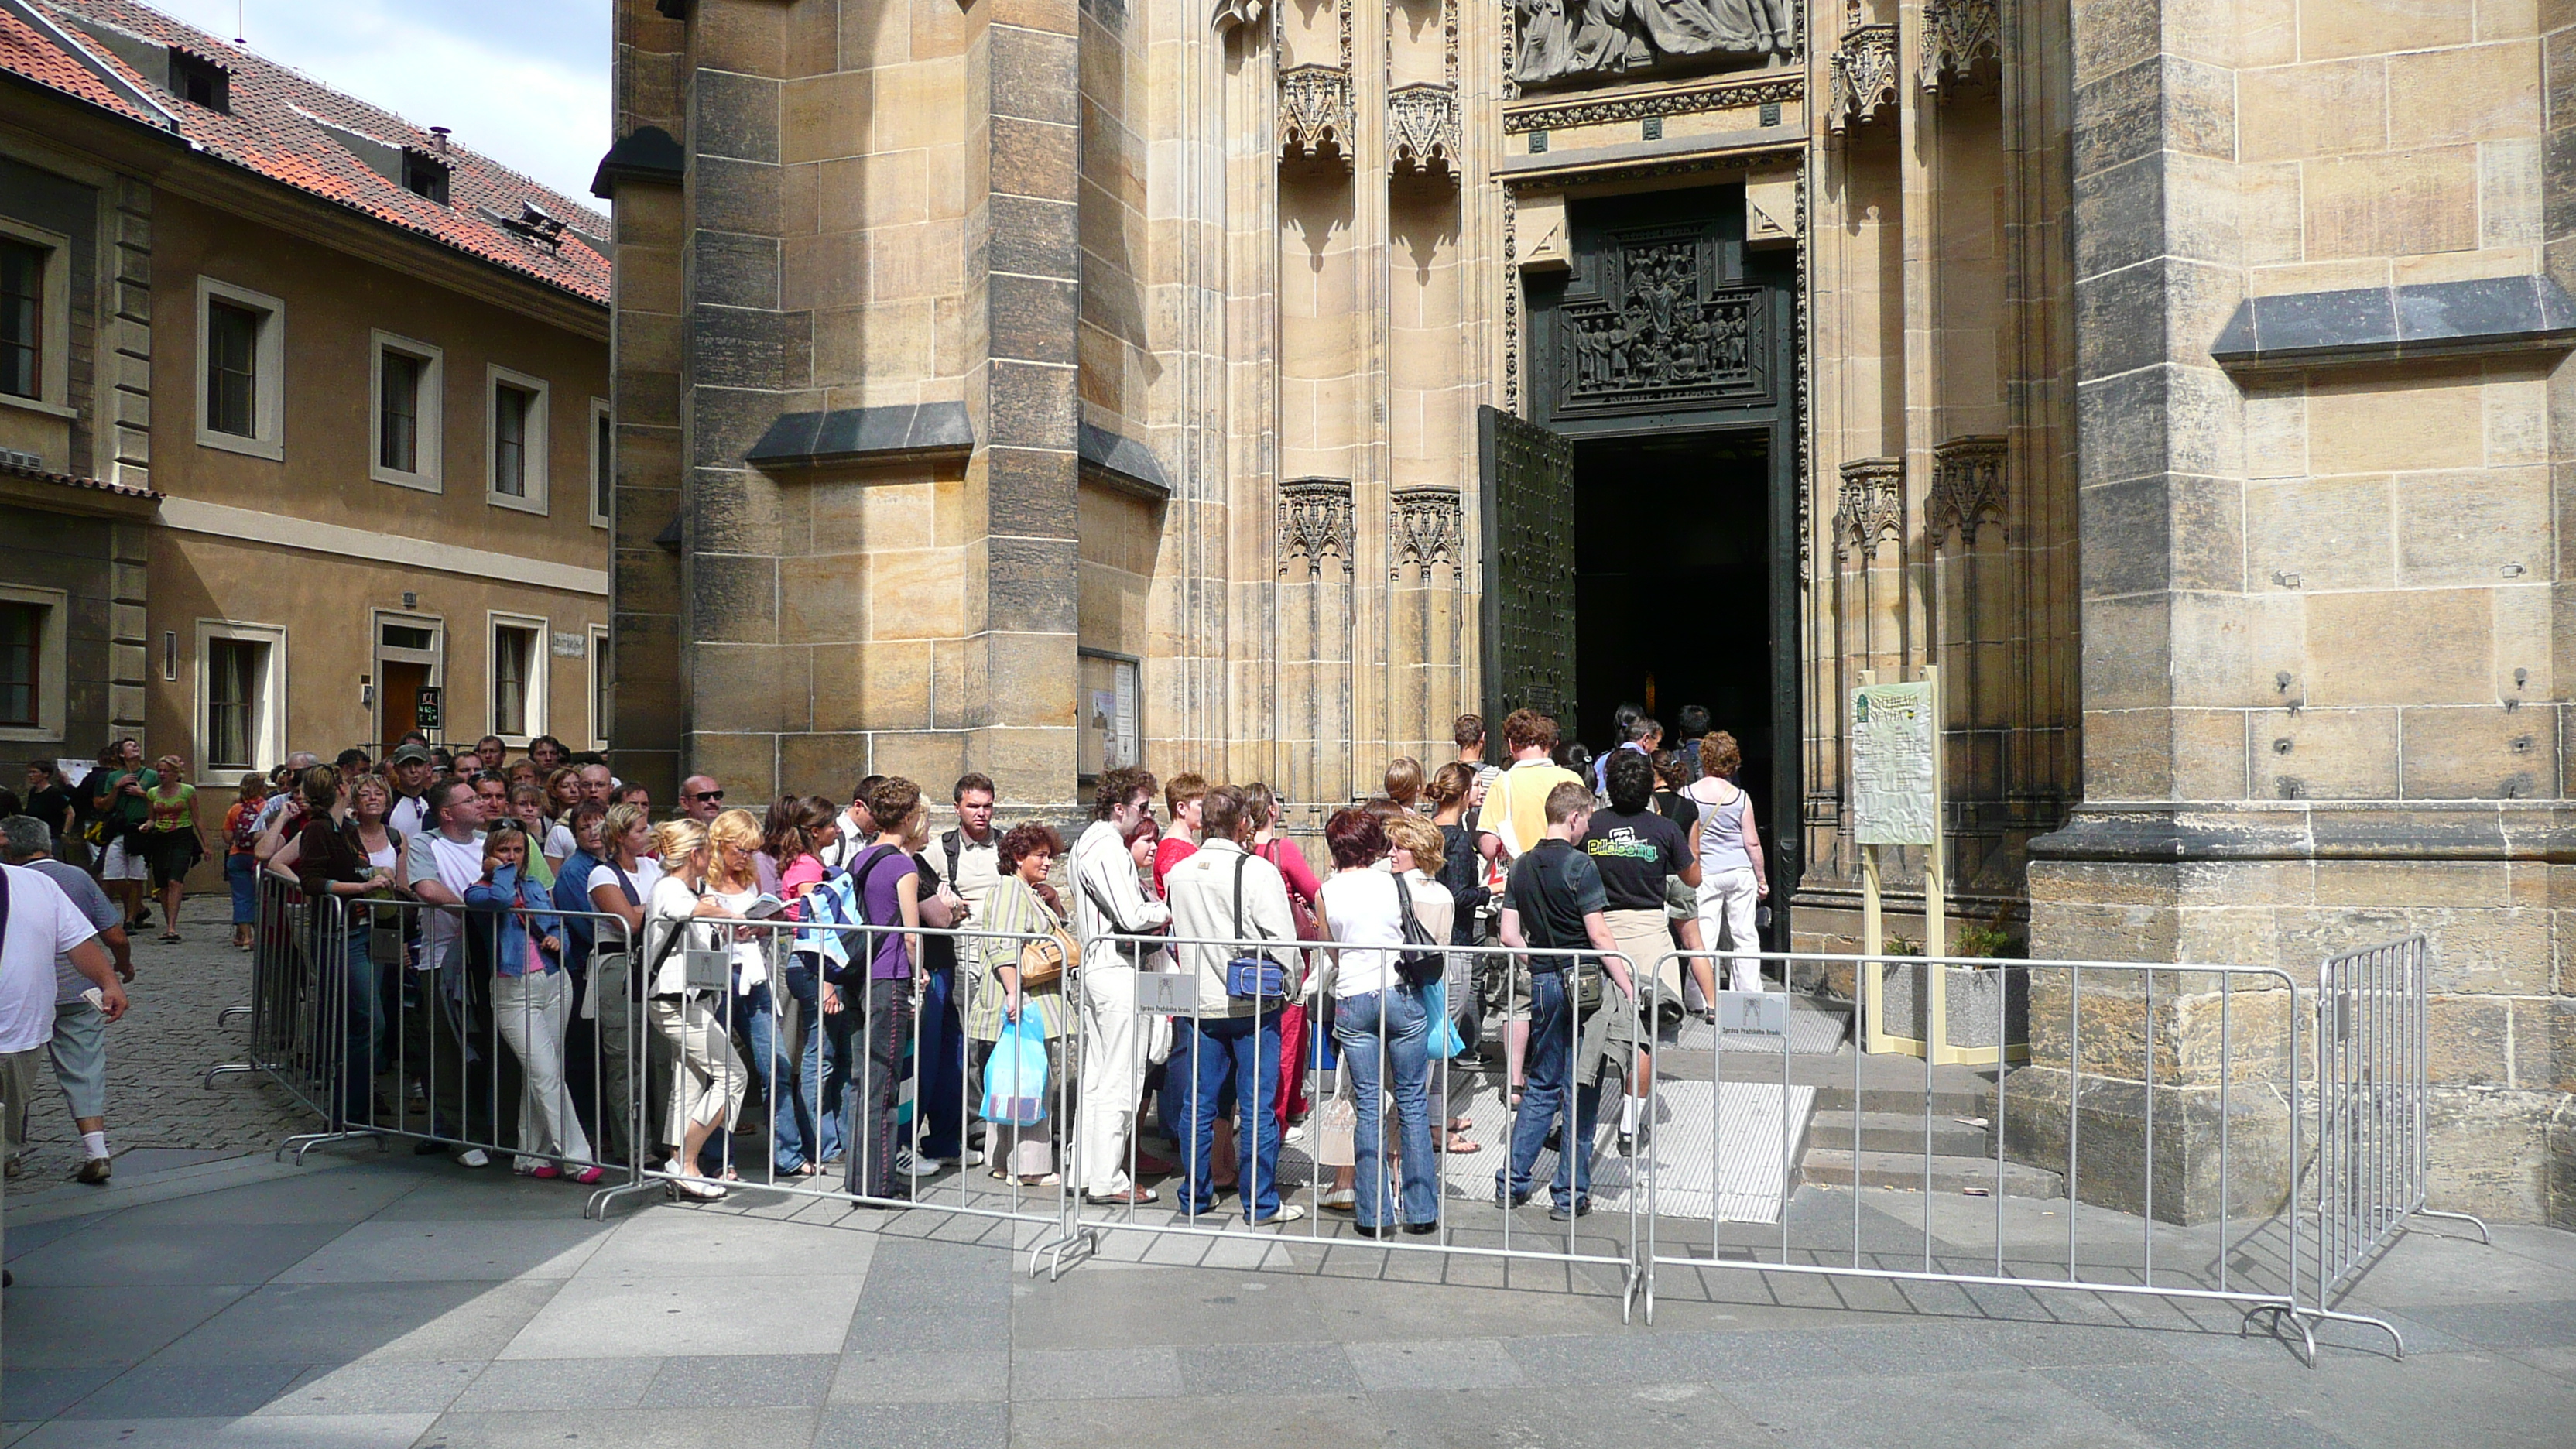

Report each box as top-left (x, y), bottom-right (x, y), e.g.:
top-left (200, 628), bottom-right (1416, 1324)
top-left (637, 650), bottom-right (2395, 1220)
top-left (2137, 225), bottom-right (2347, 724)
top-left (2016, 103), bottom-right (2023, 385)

top-left (962, 0), bottom-right (1084, 801)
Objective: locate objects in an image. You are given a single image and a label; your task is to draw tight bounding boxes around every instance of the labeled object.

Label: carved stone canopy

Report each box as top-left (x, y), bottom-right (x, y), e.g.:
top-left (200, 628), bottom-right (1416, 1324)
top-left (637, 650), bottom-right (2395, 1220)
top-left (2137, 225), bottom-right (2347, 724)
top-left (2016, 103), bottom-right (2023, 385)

top-left (1390, 487), bottom-right (1464, 577)
top-left (1834, 456), bottom-right (1904, 560)
top-left (1388, 83), bottom-right (1461, 180)
top-left (1280, 65), bottom-right (1355, 168)
top-left (1211, 0), bottom-right (1265, 33)
top-left (1921, 0), bottom-right (2001, 91)
top-left (1279, 477), bottom-right (1356, 575)
top-left (1929, 435), bottom-right (2007, 543)
top-left (1827, 23), bottom-right (1897, 132)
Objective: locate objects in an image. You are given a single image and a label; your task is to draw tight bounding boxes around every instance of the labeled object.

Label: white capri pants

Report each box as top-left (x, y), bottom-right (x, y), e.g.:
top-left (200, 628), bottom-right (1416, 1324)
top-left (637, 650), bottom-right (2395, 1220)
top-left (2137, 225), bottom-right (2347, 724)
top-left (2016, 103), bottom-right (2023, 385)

top-left (1696, 868), bottom-right (1762, 993)
top-left (492, 969), bottom-right (593, 1170)
top-left (651, 995), bottom-right (746, 1149)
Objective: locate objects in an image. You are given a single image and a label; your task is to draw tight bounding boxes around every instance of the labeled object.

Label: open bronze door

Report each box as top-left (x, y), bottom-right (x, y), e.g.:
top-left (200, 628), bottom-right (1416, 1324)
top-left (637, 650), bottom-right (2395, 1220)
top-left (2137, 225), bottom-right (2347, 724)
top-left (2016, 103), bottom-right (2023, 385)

top-left (1478, 404), bottom-right (1577, 728)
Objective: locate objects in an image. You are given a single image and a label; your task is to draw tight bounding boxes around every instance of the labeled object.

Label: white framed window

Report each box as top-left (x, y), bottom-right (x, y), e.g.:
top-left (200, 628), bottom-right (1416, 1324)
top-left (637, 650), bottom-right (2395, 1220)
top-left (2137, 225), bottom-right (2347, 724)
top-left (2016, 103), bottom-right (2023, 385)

top-left (195, 276), bottom-right (286, 460)
top-left (587, 397), bottom-right (611, 529)
top-left (194, 618), bottom-right (287, 775)
top-left (485, 365), bottom-right (550, 513)
top-left (370, 331), bottom-right (444, 491)
top-left (585, 622), bottom-right (610, 749)
top-left (487, 611), bottom-right (547, 744)
top-left (0, 583), bottom-right (67, 743)
top-left (0, 218), bottom-right (71, 422)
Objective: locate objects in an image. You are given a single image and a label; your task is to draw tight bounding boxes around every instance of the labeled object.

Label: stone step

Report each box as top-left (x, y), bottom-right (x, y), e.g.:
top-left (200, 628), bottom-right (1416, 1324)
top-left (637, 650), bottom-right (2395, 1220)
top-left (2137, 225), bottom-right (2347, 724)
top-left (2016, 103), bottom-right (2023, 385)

top-left (1799, 1147), bottom-right (2064, 1199)
top-left (1809, 1082), bottom-right (1992, 1118)
top-left (1809, 1108), bottom-right (1992, 1157)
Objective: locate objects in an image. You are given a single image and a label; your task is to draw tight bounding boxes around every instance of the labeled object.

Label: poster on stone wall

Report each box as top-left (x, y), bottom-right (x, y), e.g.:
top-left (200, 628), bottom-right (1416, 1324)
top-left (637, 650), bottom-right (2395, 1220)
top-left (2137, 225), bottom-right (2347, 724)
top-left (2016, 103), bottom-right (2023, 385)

top-left (1851, 680), bottom-right (1937, 846)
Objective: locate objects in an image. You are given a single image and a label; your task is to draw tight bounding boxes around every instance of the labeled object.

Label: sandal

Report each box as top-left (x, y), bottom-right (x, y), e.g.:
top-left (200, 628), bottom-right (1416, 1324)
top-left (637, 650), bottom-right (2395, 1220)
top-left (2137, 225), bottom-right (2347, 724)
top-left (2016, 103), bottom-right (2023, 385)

top-left (1443, 1133), bottom-right (1482, 1154)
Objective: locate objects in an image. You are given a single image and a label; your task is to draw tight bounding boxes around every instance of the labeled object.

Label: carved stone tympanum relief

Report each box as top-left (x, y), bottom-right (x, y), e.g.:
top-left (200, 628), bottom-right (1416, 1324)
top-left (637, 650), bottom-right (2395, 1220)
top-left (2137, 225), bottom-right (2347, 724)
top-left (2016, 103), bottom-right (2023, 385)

top-left (1512, 0), bottom-right (1797, 87)
top-left (1551, 225), bottom-right (1770, 417)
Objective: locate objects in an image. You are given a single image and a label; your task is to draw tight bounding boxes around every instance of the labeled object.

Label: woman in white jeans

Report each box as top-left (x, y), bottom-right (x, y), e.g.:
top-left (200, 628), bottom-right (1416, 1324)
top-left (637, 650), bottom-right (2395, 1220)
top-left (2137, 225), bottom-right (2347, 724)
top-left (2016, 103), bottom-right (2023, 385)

top-left (464, 824), bottom-right (602, 1183)
top-left (1683, 731), bottom-right (1769, 993)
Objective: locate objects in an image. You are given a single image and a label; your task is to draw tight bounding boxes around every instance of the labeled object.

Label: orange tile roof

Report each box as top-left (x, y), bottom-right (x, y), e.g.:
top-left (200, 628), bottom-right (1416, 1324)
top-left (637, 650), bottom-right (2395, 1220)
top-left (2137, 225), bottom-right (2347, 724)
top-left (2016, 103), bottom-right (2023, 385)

top-left (1, 0), bottom-right (608, 306)
top-left (0, 452), bottom-right (160, 498)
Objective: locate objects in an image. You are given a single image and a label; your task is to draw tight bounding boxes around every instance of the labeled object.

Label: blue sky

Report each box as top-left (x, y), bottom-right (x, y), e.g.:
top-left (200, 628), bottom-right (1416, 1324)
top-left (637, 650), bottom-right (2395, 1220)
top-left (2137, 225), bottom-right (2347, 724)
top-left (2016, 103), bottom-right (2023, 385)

top-left (149, 0), bottom-right (610, 204)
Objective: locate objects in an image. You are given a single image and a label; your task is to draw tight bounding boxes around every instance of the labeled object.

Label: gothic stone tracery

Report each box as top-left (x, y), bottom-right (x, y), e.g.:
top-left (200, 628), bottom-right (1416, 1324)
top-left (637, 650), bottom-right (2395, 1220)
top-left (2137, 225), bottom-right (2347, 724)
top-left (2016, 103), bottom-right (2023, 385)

top-left (1279, 478), bottom-right (1357, 576)
top-left (1929, 435), bottom-right (2008, 543)
top-left (1834, 456), bottom-right (1904, 560)
top-left (1827, 22), bottom-right (1897, 132)
top-left (1390, 488), bottom-right (1465, 578)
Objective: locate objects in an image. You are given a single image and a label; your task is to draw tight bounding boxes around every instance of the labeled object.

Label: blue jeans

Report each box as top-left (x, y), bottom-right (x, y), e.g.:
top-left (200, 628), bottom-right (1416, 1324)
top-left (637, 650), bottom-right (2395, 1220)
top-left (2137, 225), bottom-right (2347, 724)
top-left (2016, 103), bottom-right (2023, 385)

top-left (780, 964), bottom-right (844, 1167)
top-left (1499, 970), bottom-right (1599, 1211)
top-left (225, 853), bottom-right (259, 926)
top-left (1171, 1012), bottom-right (1286, 1221)
top-left (916, 966), bottom-right (967, 1160)
top-left (1335, 987), bottom-right (1437, 1229)
top-left (337, 928), bottom-right (385, 1125)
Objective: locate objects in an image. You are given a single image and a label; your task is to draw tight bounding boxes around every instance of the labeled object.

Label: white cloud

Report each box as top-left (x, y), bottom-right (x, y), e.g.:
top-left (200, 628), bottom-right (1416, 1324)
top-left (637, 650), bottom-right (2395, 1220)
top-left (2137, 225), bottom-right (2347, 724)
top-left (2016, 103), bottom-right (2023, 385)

top-left (145, 0), bottom-right (609, 203)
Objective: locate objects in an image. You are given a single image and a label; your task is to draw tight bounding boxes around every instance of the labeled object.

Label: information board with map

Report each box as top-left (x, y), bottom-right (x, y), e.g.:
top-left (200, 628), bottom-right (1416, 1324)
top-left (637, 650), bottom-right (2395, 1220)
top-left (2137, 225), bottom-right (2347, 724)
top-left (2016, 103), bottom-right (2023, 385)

top-left (1851, 680), bottom-right (1937, 846)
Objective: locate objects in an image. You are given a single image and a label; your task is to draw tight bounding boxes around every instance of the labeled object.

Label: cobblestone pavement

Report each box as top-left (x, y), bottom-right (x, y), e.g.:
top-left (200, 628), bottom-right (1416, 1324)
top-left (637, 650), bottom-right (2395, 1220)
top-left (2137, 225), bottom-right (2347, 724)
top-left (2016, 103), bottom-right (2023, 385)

top-left (9, 893), bottom-right (311, 1188)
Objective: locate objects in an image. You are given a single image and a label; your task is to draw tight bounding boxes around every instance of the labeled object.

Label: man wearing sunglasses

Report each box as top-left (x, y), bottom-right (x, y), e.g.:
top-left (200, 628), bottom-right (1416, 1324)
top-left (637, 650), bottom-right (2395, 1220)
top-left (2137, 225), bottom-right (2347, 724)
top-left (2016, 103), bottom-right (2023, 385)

top-left (680, 776), bottom-right (727, 826)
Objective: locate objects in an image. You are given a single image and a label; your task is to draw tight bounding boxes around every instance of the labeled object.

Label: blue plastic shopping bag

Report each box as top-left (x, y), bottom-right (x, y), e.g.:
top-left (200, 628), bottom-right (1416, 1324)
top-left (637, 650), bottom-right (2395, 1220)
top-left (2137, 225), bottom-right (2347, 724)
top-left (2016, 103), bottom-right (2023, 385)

top-left (981, 1016), bottom-right (1049, 1127)
top-left (1426, 980), bottom-right (1466, 1060)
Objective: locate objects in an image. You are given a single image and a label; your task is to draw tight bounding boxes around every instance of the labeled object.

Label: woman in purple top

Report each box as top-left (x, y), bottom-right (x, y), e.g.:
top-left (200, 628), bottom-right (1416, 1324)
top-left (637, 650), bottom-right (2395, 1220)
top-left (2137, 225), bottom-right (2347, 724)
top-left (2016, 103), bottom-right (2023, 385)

top-left (822, 776), bottom-right (927, 1201)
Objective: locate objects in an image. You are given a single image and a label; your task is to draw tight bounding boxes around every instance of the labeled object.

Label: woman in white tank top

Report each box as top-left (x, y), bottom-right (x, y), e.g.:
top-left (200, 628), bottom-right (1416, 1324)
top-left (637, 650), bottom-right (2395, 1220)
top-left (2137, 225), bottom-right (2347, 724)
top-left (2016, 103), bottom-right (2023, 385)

top-left (1681, 731), bottom-right (1770, 995)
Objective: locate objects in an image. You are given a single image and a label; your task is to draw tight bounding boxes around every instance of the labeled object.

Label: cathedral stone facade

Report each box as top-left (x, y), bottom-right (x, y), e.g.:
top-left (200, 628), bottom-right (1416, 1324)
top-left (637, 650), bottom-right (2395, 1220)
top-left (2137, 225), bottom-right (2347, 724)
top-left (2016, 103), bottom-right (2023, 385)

top-left (598, 0), bottom-right (2576, 1224)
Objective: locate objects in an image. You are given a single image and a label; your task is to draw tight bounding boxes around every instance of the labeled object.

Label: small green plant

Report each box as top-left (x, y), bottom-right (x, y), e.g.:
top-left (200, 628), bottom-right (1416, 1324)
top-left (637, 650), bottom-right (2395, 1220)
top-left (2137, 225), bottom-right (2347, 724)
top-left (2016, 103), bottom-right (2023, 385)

top-left (1882, 934), bottom-right (1923, 957)
top-left (1953, 920), bottom-right (2015, 960)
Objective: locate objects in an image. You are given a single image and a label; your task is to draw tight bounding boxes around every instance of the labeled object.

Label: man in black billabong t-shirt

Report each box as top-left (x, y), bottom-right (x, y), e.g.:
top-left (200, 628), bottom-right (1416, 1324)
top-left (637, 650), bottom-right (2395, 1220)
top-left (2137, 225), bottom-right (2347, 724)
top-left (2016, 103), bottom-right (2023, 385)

top-left (1582, 749), bottom-right (1694, 1152)
top-left (1496, 779), bottom-right (1636, 1220)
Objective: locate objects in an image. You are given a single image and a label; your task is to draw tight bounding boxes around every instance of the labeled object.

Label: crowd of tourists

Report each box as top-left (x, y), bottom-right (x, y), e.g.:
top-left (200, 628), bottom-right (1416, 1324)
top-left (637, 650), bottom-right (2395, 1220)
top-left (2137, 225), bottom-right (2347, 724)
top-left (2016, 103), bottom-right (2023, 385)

top-left (0, 704), bottom-right (1770, 1230)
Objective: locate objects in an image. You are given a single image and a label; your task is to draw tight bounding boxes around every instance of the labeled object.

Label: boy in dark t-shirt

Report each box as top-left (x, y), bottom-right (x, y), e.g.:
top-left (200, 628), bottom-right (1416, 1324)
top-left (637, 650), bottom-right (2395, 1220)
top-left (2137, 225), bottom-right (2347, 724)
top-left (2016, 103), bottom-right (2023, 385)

top-left (1497, 779), bottom-right (1634, 1218)
top-left (1582, 751), bottom-right (1696, 1148)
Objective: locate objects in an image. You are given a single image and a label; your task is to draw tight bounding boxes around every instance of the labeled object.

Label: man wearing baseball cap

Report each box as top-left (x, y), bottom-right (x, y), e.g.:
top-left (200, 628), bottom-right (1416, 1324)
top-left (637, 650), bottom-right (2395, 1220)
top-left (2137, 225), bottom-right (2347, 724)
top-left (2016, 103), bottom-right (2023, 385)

top-left (387, 743), bottom-right (436, 838)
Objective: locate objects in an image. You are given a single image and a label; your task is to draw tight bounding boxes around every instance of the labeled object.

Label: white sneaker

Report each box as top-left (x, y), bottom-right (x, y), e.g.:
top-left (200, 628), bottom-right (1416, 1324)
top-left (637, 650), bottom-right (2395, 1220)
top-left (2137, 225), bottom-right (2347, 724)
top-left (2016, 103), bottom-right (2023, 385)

top-left (456, 1148), bottom-right (492, 1169)
top-left (892, 1148), bottom-right (920, 1178)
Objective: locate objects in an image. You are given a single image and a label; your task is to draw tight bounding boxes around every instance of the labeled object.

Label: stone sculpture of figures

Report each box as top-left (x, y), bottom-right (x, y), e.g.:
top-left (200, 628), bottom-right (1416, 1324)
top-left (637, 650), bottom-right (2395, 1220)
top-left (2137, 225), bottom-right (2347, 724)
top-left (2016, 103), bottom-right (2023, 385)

top-left (1513, 0), bottom-right (1777, 86)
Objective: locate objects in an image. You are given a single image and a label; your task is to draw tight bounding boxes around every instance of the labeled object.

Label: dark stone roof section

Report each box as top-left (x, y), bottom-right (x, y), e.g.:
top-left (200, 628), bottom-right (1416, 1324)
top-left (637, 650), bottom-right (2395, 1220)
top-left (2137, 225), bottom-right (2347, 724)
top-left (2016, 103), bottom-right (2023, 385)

top-left (1078, 422), bottom-right (1170, 500)
top-left (2212, 276), bottom-right (2576, 375)
top-left (744, 402), bottom-right (975, 471)
top-left (590, 125), bottom-right (684, 199)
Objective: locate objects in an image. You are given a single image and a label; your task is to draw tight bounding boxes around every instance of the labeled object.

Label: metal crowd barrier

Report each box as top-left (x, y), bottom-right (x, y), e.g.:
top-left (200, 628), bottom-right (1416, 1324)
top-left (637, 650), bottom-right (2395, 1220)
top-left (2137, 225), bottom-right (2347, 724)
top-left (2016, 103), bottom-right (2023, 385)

top-left (2307, 936), bottom-right (2489, 1322)
top-left (1074, 930), bottom-right (1649, 1318)
top-left (205, 862), bottom-right (2482, 1361)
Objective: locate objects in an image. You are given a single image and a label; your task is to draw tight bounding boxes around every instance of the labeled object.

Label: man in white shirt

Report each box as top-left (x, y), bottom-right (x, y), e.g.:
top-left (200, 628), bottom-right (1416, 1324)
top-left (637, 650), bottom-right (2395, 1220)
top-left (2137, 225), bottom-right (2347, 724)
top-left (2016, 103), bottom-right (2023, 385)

top-left (0, 858), bottom-right (125, 1185)
top-left (1070, 766), bottom-right (1171, 1206)
top-left (2, 817), bottom-right (130, 1184)
top-left (401, 779), bottom-right (498, 1166)
top-left (1162, 786), bottom-right (1302, 1225)
top-left (817, 776), bottom-right (882, 871)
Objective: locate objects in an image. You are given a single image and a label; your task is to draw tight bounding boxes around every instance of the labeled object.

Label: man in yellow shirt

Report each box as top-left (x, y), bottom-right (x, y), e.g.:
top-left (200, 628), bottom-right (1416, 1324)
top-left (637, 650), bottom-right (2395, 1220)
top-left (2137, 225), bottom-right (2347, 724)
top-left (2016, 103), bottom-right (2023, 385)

top-left (1475, 709), bottom-right (1585, 865)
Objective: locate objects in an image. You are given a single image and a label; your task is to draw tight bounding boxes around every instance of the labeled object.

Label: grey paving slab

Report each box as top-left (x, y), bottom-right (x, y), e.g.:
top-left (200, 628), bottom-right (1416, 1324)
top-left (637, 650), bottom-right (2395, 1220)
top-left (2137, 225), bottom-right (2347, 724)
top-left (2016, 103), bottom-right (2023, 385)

top-left (2192, 1343), bottom-right (2576, 1449)
top-left (1005, 1390), bottom-right (1389, 1449)
top-left (827, 1349), bottom-right (1009, 1404)
top-left (501, 1271), bottom-right (865, 1358)
top-left (2040, 1363), bottom-right (2355, 1449)
top-left (807, 1401), bottom-right (1007, 1448)
top-left (272, 1219), bottom-right (608, 1283)
top-left (584, 1207), bottom-right (877, 1279)
top-left (367, 1170), bottom-right (619, 1221)
top-left (1307, 1272), bottom-right (1621, 1341)
top-left (252, 1359), bottom-right (485, 1416)
top-left (2397, 1297), bottom-right (2576, 1348)
top-left (1174, 1339), bottom-right (1363, 1395)
top-left (0, 1373), bottom-right (113, 1424)
top-left (1008, 1346), bottom-right (1186, 1400)
top-left (54, 1362), bottom-right (305, 1420)
top-left (5, 1222), bottom-right (348, 1287)
top-left (419, 1408), bottom-right (820, 1448)
top-left (10, 1413), bottom-right (436, 1448)
top-left (152, 1279), bottom-right (563, 1366)
top-left (1954, 1317), bottom-right (2181, 1368)
top-left (2503, 1342), bottom-right (2576, 1382)
top-left (447, 1355), bottom-right (660, 1411)
top-left (0, 1214), bottom-right (107, 1261)
top-left (1344, 1337), bottom-right (1528, 1391)
top-left (1008, 1267), bottom-right (1333, 1348)
top-left (0, 1284), bottom-right (249, 1369)
top-left (2332, 1230), bottom-right (2576, 1306)
top-left (1722, 1366), bottom-right (2160, 1449)
top-left (637, 1352), bottom-right (838, 1407)
top-left (104, 1170), bottom-right (421, 1227)
top-left (1369, 1382), bottom-right (1776, 1449)
top-left (845, 1239), bottom-right (1009, 1355)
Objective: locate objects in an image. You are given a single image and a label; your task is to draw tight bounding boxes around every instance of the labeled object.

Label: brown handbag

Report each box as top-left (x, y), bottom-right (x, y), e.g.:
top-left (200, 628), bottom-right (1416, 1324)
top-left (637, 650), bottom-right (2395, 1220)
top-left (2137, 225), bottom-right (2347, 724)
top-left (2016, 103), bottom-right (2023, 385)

top-left (1015, 899), bottom-right (1079, 988)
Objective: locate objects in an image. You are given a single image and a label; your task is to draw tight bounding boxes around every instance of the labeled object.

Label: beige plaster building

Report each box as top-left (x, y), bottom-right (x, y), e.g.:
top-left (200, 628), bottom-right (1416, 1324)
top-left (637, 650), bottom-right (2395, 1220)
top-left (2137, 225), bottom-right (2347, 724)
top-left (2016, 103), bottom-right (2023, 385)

top-left (0, 0), bottom-right (611, 810)
top-left (602, 0), bottom-right (2575, 1223)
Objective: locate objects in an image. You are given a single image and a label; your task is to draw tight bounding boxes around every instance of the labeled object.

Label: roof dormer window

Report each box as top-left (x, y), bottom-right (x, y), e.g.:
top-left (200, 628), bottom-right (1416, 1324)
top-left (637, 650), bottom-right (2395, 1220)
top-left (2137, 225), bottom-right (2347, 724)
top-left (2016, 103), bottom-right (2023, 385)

top-left (402, 151), bottom-right (450, 204)
top-left (168, 50), bottom-right (228, 111)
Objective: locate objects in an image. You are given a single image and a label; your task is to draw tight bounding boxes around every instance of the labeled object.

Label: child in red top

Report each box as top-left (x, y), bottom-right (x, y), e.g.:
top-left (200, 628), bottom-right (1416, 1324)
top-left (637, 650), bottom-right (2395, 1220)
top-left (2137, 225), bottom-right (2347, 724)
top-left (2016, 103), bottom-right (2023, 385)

top-left (224, 772), bottom-right (268, 950)
top-left (1153, 773), bottom-right (1207, 898)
